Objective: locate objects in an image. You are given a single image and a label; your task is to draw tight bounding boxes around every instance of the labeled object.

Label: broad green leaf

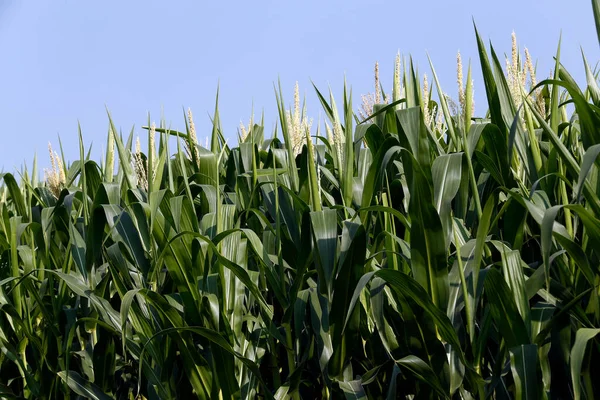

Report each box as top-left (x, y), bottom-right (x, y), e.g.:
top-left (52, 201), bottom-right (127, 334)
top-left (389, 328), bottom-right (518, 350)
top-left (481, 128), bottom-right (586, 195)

top-left (594, 0), bottom-right (600, 49)
top-left (574, 143), bottom-right (600, 202)
top-left (484, 269), bottom-right (530, 348)
top-left (338, 380), bottom-right (368, 400)
top-left (57, 371), bottom-right (112, 400)
top-left (408, 156), bottom-right (448, 311)
top-left (509, 344), bottom-right (539, 400)
top-left (397, 355), bottom-right (449, 399)
top-left (432, 152), bottom-right (463, 246)
top-left (571, 328), bottom-right (600, 400)
top-left (310, 208), bottom-right (338, 296)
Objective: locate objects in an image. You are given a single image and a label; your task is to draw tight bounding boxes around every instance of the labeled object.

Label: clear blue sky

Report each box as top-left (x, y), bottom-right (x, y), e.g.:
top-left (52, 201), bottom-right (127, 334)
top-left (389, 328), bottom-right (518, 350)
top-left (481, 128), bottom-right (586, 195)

top-left (0, 0), bottom-right (598, 174)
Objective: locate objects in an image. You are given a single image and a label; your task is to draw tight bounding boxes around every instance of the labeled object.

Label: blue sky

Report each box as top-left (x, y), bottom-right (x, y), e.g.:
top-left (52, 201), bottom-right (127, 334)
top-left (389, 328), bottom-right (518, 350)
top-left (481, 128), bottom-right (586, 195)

top-left (0, 0), bottom-right (598, 174)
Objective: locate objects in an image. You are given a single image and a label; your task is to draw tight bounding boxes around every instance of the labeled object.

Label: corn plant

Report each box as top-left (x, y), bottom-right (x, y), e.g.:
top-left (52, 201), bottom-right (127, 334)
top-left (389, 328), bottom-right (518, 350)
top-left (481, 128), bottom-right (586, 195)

top-left (2, 3), bottom-right (600, 399)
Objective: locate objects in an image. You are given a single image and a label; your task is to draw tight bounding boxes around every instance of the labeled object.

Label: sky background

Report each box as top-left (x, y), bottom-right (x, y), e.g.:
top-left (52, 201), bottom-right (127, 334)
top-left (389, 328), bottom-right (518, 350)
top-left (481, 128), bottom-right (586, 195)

top-left (0, 0), bottom-right (598, 174)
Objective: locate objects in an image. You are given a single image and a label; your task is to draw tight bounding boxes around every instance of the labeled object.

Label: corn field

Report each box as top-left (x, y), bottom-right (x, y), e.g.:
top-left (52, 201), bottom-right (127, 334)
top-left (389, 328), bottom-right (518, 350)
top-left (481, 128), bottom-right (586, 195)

top-left (2, 5), bottom-right (600, 399)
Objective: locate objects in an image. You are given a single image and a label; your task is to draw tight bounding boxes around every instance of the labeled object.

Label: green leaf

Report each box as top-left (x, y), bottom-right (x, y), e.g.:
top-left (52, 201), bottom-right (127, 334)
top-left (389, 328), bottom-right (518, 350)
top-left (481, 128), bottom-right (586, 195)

top-left (396, 107), bottom-right (431, 171)
top-left (593, 0), bottom-right (600, 50)
top-left (484, 269), bottom-right (530, 348)
top-left (474, 23), bottom-right (507, 134)
top-left (2, 174), bottom-right (27, 217)
top-left (498, 247), bottom-right (530, 334)
top-left (408, 156), bottom-right (449, 311)
top-left (344, 269), bottom-right (466, 365)
top-left (582, 50), bottom-right (600, 106)
top-left (70, 221), bottom-right (87, 279)
top-left (310, 208), bottom-right (338, 296)
top-left (57, 371), bottom-right (112, 400)
top-left (338, 380), bottom-right (368, 400)
top-left (396, 355), bottom-right (449, 399)
top-left (472, 194), bottom-right (496, 296)
top-left (509, 344), bottom-right (539, 400)
top-left (432, 153), bottom-right (463, 213)
top-left (574, 143), bottom-right (600, 202)
top-left (571, 328), bottom-right (600, 400)
top-left (432, 152), bottom-right (463, 246)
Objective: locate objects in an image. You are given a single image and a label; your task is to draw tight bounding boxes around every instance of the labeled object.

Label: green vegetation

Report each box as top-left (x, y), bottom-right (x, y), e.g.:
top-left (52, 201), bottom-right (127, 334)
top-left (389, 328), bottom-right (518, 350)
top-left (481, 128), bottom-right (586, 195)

top-left (2, 5), bottom-right (600, 399)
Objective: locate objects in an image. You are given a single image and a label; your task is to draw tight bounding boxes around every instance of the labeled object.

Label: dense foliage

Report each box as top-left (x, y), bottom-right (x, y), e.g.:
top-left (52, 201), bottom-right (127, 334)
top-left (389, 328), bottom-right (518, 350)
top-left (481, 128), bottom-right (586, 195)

top-left (2, 6), bottom-right (600, 399)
